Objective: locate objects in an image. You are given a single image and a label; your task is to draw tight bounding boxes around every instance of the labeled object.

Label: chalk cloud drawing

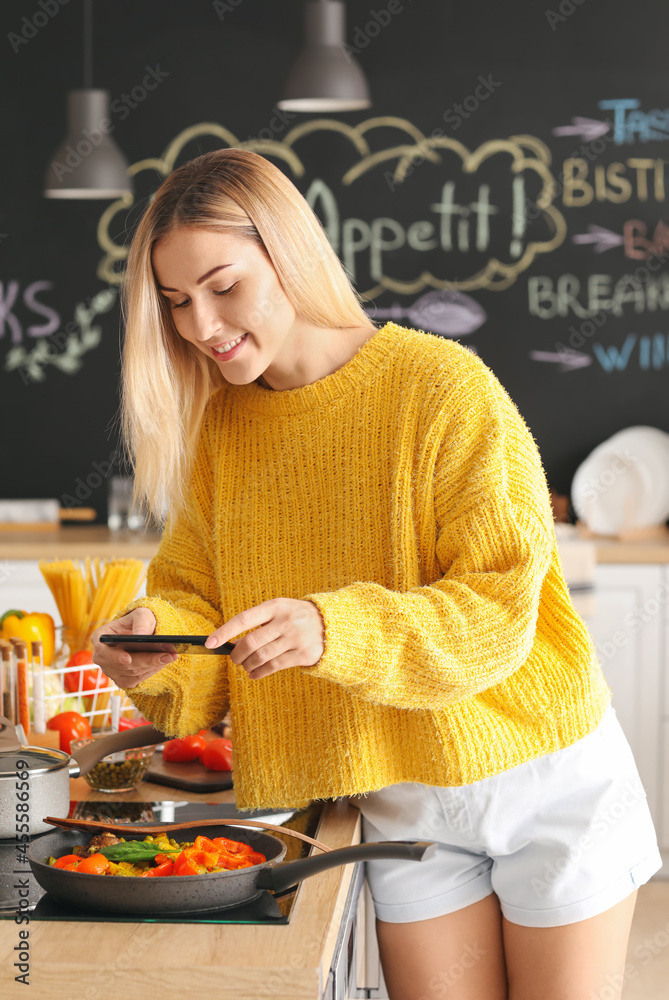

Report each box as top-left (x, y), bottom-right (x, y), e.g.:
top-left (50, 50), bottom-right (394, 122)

top-left (95, 118), bottom-right (566, 299)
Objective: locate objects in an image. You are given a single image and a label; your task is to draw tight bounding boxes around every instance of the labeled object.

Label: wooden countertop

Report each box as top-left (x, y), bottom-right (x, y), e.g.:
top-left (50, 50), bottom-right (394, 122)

top-left (2, 523), bottom-right (669, 563)
top-left (0, 777), bottom-right (362, 1000)
top-left (587, 536), bottom-right (669, 564)
top-left (0, 525), bottom-right (162, 559)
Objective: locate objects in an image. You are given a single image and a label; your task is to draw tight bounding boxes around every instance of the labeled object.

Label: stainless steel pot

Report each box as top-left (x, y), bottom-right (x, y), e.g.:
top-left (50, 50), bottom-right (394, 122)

top-left (0, 715), bottom-right (167, 838)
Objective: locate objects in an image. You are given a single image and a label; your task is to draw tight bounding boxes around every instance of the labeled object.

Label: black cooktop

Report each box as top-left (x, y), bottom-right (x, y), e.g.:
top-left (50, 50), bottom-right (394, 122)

top-left (29, 888), bottom-right (288, 924)
top-left (0, 799), bottom-right (322, 925)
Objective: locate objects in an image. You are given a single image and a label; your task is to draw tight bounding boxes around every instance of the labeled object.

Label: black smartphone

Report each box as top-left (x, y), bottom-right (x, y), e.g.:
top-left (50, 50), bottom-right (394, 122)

top-left (99, 634), bottom-right (235, 656)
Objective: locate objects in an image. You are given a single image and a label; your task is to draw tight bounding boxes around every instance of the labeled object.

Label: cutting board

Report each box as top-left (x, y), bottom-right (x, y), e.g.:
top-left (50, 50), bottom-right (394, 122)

top-left (145, 751), bottom-right (233, 792)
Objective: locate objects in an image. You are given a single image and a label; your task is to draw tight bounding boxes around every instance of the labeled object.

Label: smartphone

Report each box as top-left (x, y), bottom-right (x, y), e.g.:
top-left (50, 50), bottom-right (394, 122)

top-left (99, 634), bottom-right (235, 656)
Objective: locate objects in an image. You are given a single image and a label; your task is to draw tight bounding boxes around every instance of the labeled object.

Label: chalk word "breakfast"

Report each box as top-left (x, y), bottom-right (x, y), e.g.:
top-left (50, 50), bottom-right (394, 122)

top-left (528, 272), bottom-right (669, 320)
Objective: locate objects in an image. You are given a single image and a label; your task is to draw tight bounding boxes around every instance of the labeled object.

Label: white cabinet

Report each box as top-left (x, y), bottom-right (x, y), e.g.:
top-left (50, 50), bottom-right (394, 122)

top-left (585, 564), bottom-right (668, 864)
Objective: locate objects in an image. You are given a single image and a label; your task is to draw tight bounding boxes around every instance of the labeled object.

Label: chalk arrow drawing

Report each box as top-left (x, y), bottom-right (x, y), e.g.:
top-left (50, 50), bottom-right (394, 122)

top-left (552, 117), bottom-right (610, 141)
top-left (530, 349), bottom-right (592, 372)
top-left (571, 225), bottom-right (623, 253)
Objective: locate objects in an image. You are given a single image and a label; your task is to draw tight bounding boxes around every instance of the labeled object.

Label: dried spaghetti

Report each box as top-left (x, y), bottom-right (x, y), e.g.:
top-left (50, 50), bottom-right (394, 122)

top-left (39, 558), bottom-right (146, 653)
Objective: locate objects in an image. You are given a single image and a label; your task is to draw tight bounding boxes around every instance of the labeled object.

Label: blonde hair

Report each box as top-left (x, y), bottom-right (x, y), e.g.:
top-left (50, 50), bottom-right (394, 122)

top-left (119, 148), bottom-right (375, 528)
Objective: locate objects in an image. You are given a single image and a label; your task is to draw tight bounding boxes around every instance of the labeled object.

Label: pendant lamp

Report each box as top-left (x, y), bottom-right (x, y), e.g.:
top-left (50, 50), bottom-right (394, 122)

top-left (278, 0), bottom-right (371, 112)
top-left (44, 0), bottom-right (132, 199)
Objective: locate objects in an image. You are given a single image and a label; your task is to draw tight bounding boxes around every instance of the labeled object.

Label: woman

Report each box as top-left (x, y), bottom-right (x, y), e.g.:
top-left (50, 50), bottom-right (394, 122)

top-left (92, 148), bottom-right (661, 1000)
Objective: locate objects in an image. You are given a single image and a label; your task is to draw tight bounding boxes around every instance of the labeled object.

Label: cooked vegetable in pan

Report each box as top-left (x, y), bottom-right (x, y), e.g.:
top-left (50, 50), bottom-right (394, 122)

top-left (47, 832), bottom-right (266, 876)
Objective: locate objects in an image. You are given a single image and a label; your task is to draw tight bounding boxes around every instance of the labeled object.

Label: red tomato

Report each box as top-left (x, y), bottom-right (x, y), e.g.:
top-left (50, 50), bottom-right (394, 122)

top-left (63, 650), bottom-right (105, 695)
top-left (77, 853), bottom-right (110, 875)
top-left (46, 711), bottom-right (92, 753)
top-left (197, 735), bottom-right (231, 764)
top-left (53, 854), bottom-right (81, 870)
top-left (201, 739), bottom-right (233, 772)
top-left (66, 650), bottom-right (94, 667)
top-left (162, 734), bottom-right (208, 763)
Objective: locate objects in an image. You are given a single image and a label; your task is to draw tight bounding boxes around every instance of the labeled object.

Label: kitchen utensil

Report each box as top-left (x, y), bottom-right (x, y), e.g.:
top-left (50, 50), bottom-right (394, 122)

top-left (70, 735), bottom-right (155, 792)
top-left (42, 815), bottom-right (333, 852)
top-left (28, 825), bottom-right (436, 914)
top-left (0, 499), bottom-right (95, 527)
top-left (0, 714), bottom-right (167, 837)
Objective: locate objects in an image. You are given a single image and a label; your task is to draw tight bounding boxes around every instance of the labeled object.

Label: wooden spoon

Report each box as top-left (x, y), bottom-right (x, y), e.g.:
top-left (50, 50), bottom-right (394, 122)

top-left (43, 815), bottom-right (332, 853)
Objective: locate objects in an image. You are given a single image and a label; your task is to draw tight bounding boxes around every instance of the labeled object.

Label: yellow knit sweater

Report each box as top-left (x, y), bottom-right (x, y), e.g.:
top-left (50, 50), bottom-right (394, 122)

top-left (121, 321), bottom-right (611, 810)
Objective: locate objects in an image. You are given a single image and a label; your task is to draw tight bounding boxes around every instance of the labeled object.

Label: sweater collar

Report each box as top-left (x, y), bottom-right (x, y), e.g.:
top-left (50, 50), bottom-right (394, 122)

top-left (222, 321), bottom-right (402, 416)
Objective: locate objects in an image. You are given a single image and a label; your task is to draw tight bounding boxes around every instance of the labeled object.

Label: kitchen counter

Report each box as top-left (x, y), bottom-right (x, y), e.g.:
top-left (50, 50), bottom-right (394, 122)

top-left (0, 774), bottom-right (363, 1000)
top-left (2, 523), bottom-right (669, 562)
top-left (0, 526), bottom-right (162, 559)
top-left (583, 535), bottom-right (669, 564)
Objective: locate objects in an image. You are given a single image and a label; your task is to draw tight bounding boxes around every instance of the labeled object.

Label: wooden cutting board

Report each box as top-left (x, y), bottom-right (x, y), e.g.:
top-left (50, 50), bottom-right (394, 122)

top-left (145, 751), bottom-right (233, 792)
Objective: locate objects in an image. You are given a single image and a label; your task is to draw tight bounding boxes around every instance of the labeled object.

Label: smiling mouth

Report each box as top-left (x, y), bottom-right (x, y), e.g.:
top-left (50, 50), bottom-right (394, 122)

top-left (211, 333), bottom-right (247, 355)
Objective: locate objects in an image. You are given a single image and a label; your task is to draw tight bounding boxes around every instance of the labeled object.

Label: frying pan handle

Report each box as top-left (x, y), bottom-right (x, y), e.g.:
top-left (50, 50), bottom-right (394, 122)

top-left (258, 840), bottom-right (437, 895)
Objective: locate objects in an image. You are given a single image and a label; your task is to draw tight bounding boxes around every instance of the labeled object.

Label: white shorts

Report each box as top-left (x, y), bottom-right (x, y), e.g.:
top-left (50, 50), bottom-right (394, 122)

top-left (353, 705), bottom-right (662, 927)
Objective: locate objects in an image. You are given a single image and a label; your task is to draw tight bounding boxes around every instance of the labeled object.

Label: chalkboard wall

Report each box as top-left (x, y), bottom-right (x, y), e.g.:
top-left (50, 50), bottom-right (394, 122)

top-left (3, 0), bottom-right (668, 523)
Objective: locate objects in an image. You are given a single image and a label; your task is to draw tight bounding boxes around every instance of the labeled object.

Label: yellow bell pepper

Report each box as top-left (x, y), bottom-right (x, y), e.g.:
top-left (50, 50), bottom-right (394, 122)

top-left (0, 610), bottom-right (55, 666)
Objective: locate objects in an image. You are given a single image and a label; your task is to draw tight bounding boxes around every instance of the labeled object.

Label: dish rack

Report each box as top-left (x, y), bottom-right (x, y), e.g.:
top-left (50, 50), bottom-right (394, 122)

top-left (43, 657), bottom-right (137, 731)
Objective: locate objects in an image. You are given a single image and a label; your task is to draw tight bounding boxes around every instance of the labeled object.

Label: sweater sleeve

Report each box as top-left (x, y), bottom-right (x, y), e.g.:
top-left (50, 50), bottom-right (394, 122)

top-left (116, 438), bottom-right (229, 736)
top-left (301, 359), bottom-right (555, 711)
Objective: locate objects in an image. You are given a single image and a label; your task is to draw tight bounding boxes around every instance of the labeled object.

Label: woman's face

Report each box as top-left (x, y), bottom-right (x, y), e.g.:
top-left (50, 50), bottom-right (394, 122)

top-left (151, 227), bottom-right (299, 386)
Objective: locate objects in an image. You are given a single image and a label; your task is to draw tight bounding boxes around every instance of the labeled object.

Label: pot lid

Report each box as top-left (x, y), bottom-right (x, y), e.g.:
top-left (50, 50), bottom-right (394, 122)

top-left (0, 745), bottom-right (69, 776)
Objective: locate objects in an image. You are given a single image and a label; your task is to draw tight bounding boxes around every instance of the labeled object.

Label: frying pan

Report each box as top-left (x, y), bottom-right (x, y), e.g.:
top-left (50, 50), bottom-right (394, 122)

top-left (28, 825), bottom-right (436, 915)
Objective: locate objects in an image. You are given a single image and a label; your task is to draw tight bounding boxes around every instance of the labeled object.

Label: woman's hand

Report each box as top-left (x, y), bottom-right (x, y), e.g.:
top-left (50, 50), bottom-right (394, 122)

top-left (90, 608), bottom-right (177, 690)
top-left (204, 598), bottom-right (325, 680)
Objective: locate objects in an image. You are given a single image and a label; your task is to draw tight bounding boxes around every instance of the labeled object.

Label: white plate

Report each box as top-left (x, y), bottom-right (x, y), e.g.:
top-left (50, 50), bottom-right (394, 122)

top-left (571, 426), bottom-right (669, 534)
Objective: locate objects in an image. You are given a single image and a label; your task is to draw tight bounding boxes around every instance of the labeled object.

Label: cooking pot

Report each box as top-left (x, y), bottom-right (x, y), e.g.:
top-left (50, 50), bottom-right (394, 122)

top-left (0, 715), bottom-right (167, 838)
top-left (28, 825), bottom-right (437, 914)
